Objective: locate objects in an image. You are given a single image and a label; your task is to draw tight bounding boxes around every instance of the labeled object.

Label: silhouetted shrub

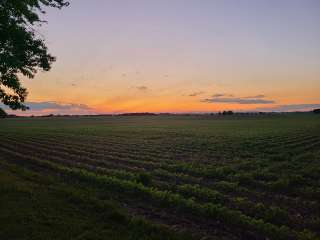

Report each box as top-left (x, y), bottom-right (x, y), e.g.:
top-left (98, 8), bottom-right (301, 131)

top-left (313, 109), bottom-right (320, 114)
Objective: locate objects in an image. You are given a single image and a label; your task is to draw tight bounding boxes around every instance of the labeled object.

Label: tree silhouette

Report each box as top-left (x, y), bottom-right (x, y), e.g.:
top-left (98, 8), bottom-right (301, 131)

top-left (0, 0), bottom-right (68, 110)
top-left (0, 107), bottom-right (7, 118)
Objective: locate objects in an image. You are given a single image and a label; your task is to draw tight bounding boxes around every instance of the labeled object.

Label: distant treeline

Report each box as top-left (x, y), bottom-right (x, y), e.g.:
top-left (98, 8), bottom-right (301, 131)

top-left (22, 109), bottom-right (320, 117)
top-left (1, 108), bottom-right (320, 118)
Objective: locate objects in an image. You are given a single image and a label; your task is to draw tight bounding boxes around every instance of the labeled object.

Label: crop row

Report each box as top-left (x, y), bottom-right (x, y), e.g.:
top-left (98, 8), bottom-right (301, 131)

top-left (1, 137), bottom-right (318, 219)
top-left (2, 143), bottom-right (319, 238)
top-left (0, 144), bottom-right (295, 229)
top-left (0, 146), bottom-right (307, 240)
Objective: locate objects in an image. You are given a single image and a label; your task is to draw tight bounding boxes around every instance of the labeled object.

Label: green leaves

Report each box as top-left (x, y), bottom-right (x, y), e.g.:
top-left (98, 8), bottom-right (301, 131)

top-left (0, 107), bottom-right (7, 117)
top-left (0, 0), bottom-right (68, 110)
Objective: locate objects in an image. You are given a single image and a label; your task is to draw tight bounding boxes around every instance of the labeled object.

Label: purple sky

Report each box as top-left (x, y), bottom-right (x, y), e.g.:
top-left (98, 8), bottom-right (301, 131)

top-left (7, 0), bottom-right (320, 115)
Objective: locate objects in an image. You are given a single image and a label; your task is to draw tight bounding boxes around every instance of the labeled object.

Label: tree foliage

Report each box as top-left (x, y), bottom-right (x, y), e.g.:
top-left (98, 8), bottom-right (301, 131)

top-left (0, 0), bottom-right (68, 110)
top-left (0, 107), bottom-right (7, 117)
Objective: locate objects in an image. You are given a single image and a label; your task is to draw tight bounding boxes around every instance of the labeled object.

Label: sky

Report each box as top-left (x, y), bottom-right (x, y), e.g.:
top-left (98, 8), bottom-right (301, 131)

top-left (6, 0), bottom-right (320, 115)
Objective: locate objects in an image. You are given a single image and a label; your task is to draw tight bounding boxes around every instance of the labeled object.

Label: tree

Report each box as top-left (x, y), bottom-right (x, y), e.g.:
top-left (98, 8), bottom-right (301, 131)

top-left (313, 109), bottom-right (320, 114)
top-left (222, 110), bottom-right (234, 115)
top-left (0, 107), bottom-right (7, 117)
top-left (0, 0), bottom-right (69, 110)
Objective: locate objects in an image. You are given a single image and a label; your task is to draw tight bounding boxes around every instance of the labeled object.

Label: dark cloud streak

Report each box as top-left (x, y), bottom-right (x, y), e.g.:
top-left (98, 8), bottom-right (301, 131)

top-left (255, 104), bottom-right (320, 112)
top-left (202, 97), bottom-right (275, 104)
top-left (202, 94), bottom-right (275, 104)
top-left (24, 101), bottom-right (93, 111)
top-left (212, 93), bottom-right (225, 97)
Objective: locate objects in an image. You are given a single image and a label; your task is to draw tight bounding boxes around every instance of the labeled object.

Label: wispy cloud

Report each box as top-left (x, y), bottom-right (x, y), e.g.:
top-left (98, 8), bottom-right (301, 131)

top-left (25, 101), bottom-right (93, 111)
top-left (202, 98), bottom-right (275, 104)
top-left (202, 94), bottom-right (275, 104)
top-left (254, 104), bottom-right (320, 112)
top-left (1, 101), bottom-right (98, 116)
top-left (136, 86), bottom-right (148, 91)
top-left (243, 95), bottom-right (265, 99)
top-left (187, 91), bottom-right (205, 97)
top-left (212, 93), bottom-right (225, 97)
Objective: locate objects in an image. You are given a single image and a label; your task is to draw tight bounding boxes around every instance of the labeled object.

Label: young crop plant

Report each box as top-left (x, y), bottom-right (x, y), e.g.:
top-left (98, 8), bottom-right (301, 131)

top-left (1, 115), bottom-right (319, 239)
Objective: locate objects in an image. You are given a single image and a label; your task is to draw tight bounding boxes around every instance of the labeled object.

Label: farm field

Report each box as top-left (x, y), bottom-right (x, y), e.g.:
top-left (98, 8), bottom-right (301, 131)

top-left (0, 114), bottom-right (319, 240)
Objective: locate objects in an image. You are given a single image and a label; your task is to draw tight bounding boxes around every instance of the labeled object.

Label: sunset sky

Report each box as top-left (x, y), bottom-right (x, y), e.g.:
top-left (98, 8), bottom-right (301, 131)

top-left (6, 0), bottom-right (320, 115)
